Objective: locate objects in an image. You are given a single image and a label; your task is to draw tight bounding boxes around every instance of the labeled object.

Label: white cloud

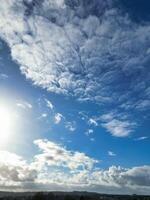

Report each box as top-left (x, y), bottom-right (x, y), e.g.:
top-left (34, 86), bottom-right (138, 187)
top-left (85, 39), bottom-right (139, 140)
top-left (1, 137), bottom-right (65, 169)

top-left (0, 1), bottom-right (149, 105)
top-left (85, 129), bottom-right (94, 136)
top-left (42, 113), bottom-right (47, 118)
top-left (16, 100), bottom-right (32, 109)
top-left (34, 139), bottom-right (98, 171)
top-left (134, 136), bottom-right (148, 141)
top-left (0, 140), bottom-right (150, 194)
top-left (88, 118), bottom-right (98, 127)
top-left (100, 112), bottom-right (135, 137)
top-left (102, 119), bottom-right (134, 137)
top-left (38, 113), bottom-right (48, 120)
top-left (0, 0), bottom-right (149, 137)
top-left (108, 151), bottom-right (116, 157)
top-left (45, 99), bottom-right (54, 110)
top-left (65, 121), bottom-right (76, 132)
top-left (54, 113), bottom-right (63, 124)
top-left (0, 151), bottom-right (37, 184)
top-left (91, 165), bottom-right (150, 189)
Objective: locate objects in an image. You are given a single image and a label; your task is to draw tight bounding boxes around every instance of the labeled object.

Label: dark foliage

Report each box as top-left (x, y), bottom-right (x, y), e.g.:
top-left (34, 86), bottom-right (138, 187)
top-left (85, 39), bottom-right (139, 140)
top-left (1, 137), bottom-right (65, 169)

top-left (0, 192), bottom-right (150, 200)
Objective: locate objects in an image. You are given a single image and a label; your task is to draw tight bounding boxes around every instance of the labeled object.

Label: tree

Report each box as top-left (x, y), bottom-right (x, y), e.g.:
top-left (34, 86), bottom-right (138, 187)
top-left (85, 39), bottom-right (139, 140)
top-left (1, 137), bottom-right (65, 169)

top-left (32, 192), bottom-right (45, 200)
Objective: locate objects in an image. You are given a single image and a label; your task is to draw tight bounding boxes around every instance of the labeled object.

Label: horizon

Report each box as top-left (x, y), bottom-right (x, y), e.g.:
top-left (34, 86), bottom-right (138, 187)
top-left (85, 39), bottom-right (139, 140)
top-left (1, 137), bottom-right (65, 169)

top-left (0, 0), bottom-right (150, 195)
top-left (0, 190), bottom-right (150, 196)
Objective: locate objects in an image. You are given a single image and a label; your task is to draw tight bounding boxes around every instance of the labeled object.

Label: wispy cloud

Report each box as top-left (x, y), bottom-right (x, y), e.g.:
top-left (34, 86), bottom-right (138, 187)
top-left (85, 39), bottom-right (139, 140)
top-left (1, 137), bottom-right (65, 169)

top-left (0, 150), bottom-right (37, 184)
top-left (134, 136), bottom-right (149, 141)
top-left (16, 100), bottom-right (32, 110)
top-left (45, 99), bottom-right (54, 110)
top-left (88, 118), bottom-right (98, 127)
top-left (65, 121), bottom-right (76, 132)
top-left (85, 129), bottom-right (94, 136)
top-left (54, 113), bottom-right (63, 124)
top-left (0, 73), bottom-right (8, 79)
top-left (100, 112), bottom-right (135, 137)
top-left (108, 151), bottom-right (116, 157)
top-left (102, 119), bottom-right (134, 137)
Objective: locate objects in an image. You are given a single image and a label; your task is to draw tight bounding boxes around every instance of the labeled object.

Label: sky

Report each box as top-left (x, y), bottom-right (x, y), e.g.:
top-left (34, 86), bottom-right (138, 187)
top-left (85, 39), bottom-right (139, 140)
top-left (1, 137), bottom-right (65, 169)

top-left (0, 0), bottom-right (150, 195)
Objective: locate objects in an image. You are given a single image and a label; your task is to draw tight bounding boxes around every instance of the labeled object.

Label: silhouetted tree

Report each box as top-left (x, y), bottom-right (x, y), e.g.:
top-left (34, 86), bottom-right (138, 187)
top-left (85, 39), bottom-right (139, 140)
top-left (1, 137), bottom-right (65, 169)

top-left (32, 192), bottom-right (45, 200)
top-left (80, 195), bottom-right (85, 200)
top-left (64, 195), bottom-right (75, 200)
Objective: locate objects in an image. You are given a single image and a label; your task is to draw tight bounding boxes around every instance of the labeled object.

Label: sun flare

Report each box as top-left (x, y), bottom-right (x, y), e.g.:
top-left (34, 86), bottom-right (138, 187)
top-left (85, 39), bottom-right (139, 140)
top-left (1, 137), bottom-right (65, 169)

top-left (0, 105), bottom-right (14, 145)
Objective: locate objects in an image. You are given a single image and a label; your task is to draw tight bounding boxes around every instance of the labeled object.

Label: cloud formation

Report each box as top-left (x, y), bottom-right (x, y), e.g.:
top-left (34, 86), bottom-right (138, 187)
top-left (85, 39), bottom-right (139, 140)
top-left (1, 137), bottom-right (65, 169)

top-left (108, 151), bottom-right (116, 156)
top-left (0, 151), bottom-right (37, 186)
top-left (34, 139), bottom-right (98, 170)
top-left (54, 113), bottom-right (63, 124)
top-left (16, 100), bottom-right (32, 109)
top-left (45, 99), bottom-right (54, 110)
top-left (0, 140), bottom-right (150, 194)
top-left (0, 0), bottom-right (149, 136)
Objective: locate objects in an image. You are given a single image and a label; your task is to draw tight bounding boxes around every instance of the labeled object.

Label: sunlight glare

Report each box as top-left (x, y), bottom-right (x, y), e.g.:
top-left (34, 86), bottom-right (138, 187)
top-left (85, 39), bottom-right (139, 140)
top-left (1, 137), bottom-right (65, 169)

top-left (0, 105), bottom-right (15, 145)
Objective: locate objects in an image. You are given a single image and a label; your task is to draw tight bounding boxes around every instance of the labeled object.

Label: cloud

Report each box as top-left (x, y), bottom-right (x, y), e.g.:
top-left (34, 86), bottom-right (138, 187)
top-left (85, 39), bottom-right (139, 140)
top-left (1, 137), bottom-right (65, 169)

top-left (34, 139), bottom-right (98, 171)
top-left (54, 113), bottom-right (63, 124)
top-left (0, 140), bottom-right (150, 194)
top-left (38, 113), bottom-right (48, 120)
top-left (65, 121), bottom-right (76, 132)
top-left (41, 113), bottom-right (47, 118)
top-left (45, 99), bottom-right (54, 110)
top-left (134, 136), bottom-right (149, 141)
top-left (88, 118), bottom-right (98, 127)
top-left (102, 119), bottom-right (134, 137)
top-left (91, 165), bottom-right (150, 189)
top-left (100, 112), bottom-right (135, 137)
top-left (16, 100), bottom-right (32, 109)
top-left (0, 0), bottom-right (149, 104)
top-left (108, 151), bottom-right (116, 157)
top-left (0, 151), bottom-right (37, 184)
top-left (85, 129), bottom-right (94, 136)
top-left (90, 138), bottom-right (95, 142)
top-left (0, 73), bottom-right (9, 79)
top-left (0, 0), bottom-right (149, 136)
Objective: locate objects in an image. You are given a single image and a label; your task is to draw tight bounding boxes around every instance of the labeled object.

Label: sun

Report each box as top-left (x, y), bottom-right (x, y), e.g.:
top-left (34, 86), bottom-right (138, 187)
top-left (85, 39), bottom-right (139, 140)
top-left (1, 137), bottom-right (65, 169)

top-left (0, 105), bottom-right (14, 145)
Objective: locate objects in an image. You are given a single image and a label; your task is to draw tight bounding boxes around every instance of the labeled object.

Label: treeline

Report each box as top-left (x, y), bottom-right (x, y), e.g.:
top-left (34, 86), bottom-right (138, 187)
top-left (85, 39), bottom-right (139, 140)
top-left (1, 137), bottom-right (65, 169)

top-left (0, 192), bottom-right (150, 200)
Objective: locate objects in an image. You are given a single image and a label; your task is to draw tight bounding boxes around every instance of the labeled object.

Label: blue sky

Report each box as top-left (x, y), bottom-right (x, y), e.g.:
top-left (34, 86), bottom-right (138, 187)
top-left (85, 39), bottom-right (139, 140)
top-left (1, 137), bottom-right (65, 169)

top-left (0, 0), bottom-right (150, 195)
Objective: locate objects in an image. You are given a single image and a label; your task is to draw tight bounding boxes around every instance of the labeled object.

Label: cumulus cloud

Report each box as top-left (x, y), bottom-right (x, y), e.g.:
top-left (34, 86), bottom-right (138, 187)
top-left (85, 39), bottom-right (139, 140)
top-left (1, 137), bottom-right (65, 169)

top-left (91, 165), bottom-right (150, 189)
top-left (0, 151), bottom-right (37, 185)
top-left (0, 141), bottom-right (150, 194)
top-left (34, 139), bottom-right (97, 170)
